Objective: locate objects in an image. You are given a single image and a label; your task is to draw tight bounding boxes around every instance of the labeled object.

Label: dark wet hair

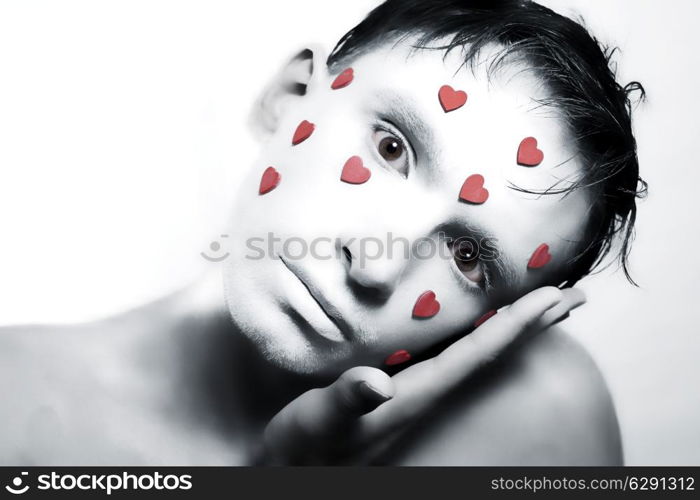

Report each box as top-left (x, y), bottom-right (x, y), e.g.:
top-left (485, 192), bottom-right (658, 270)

top-left (327, 0), bottom-right (646, 287)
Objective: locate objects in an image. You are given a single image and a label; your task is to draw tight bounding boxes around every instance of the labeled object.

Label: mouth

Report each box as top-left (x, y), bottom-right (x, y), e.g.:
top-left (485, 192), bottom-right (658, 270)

top-left (279, 256), bottom-right (353, 343)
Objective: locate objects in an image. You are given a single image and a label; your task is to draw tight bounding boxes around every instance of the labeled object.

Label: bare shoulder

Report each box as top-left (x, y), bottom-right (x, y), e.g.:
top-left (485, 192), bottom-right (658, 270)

top-left (0, 321), bottom-right (116, 464)
top-left (509, 326), bottom-right (624, 463)
top-left (389, 326), bottom-right (624, 465)
top-left (0, 299), bottom-right (243, 465)
top-left (0, 311), bottom-right (180, 465)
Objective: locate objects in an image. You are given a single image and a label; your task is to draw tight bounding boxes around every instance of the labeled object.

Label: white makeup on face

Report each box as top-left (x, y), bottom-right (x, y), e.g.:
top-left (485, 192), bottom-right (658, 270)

top-left (222, 41), bottom-right (591, 377)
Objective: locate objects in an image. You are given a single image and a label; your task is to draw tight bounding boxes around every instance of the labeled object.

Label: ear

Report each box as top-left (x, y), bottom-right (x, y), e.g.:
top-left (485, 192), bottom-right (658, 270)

top-left (248, 45), bottom-right (329, 140)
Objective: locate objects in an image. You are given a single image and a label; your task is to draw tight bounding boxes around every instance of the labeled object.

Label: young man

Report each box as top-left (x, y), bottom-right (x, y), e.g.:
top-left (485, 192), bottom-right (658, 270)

top-left (0, 0), bottom-right (643, 465)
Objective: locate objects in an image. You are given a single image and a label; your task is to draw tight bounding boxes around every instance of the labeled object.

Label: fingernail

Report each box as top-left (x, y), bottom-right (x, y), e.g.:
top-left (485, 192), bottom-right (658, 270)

top-left (545, 291), bottom-right (565, 311)
top-left (357, 381), bottom-right (392, 404)
top-left (551, 311), bottom-right (570, 326)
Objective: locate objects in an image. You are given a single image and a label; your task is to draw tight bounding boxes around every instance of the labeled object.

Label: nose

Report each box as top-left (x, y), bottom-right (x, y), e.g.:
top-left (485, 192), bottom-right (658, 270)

top-left (338, 233), bottom-right (411, 304)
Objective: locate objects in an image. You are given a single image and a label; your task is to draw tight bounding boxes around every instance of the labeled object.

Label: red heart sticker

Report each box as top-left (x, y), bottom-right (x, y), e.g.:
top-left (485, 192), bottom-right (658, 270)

top-left (292, 120), bottom-right (315, 145)
top-left (517, 137), bottom-right (544, 166)
top-left (474, 309), bottom-right (497, 327)
top-left (331, 67), bottom-right (354, 90)
top-left (340, 155), bottom-right (371, 184)
top-left (385, 349), bottom-right (412, 366)
top-left (412, 290), bottom-right (441, 319)
top-left (527, 243), bottom-right (552, 269)
top-left (438, 85), bottom-right (467, 113)
top-left (258, 166), bottom-right (281, 195)
top-left (459, 174), bottom-right (489, 204)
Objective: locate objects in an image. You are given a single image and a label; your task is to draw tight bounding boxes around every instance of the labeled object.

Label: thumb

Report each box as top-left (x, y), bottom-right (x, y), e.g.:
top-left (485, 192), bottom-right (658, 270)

top-left (328, 366), bottom-right (395, 419)
top-left (263, 366), bottom-right (394, 463)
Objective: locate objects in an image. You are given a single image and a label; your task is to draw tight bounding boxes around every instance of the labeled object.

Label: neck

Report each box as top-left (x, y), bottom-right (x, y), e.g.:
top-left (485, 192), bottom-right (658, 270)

top-left (158, 270), bottom-right (323, 432)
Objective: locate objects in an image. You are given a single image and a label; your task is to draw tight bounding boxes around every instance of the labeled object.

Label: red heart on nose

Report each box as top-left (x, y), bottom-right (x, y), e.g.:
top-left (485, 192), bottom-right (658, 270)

top-left (331, 67), bottom-right (354, 90)
top-left (292, 120), bottom-right (315, 145)
top-left (385, 349), bottom-right (412, 366)
top-left (258, 166), bottom-right (281, 195)
top-left (412, 290), bottom-right (441, 319)
top-left (459, 174), bottom-right (489, 204)
top-left (527, 243), bottom-right (552, 269)
top-left (438, 85), bottom-right (467, 113)
top-left (517, 136), bottom-right (544, 166)
top-left (474, 309), bottom-right (497, 327)
top-left (340, 155), bottom-right (371, 184)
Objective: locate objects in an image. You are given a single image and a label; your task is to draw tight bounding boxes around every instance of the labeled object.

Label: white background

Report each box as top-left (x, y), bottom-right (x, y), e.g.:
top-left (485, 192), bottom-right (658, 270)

top-left (0, 0), bottom-right (698, 465)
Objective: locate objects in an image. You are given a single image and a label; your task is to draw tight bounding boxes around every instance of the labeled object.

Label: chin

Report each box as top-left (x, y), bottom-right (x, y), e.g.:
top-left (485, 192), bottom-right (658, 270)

top-left (227, 302), bottom-right (358, 379)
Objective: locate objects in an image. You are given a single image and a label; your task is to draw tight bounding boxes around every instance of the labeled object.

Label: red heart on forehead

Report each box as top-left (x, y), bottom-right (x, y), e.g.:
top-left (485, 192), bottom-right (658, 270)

top-left (331, 67), bottom-right (354, 89)
top-left (412, 290), bottom-right (441, 319)
top-left (474, 309), bottom-right (497, 327)
top-left (438, 85), bottom-right (468, 113)
top-left (340, 155), bottom-right (371, 184)
top-left (459, 174), bottom-right (489, 204)
top-left (517, 136), bottom-right (544, 166)
top-left (527, 243), bottom-right (552, 269)
top-left (292, 120), bottom-right (315, 145)
top-left (385, 349), bottom-right (412, 366)
top-left (258, 166), bottom-right (280, 195)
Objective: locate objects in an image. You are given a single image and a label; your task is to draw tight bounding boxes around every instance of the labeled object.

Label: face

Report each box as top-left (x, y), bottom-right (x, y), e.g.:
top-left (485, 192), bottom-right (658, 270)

top-left (223, 41), bottom-right (590, 376)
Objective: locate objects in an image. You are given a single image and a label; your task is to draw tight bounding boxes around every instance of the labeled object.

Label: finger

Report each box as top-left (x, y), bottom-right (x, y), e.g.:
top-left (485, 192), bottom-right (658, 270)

top-left (326, 366), bottom-right (395, 418)
top-left (358, 286), bottom-right (563, 437)
top-left (429, 285), bottom-right (563, 386)
top-left (538, 287), bottom-right (586, 328)
top-left (263, 366), bottom-right (394, 462)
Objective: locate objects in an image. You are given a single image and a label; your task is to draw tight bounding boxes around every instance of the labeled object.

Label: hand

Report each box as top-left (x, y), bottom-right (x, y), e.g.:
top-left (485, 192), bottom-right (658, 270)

top-left (259, 286), bottom-right (585, 464)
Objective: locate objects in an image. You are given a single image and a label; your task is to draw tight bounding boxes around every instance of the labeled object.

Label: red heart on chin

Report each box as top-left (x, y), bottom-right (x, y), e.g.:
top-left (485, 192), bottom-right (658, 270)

top-left (412, 290), bottom-right (440, 319)
top-left (438, 85), bottom-right (467, 113)
top-left (385, 349), bottom-right (411, 366)
top-left (258, 166), bottom-right (281, 195)
top-left (459, 174), bottom-right (489, 204)
top-left (517, 136), bottom-right (544, 166)
top-left (292, 120), bottom-right (315, 145)
top-left (340, 155), bottom-right (371, 184)
top-left (527, 243), bottom-right (552, 269)
top-left (331, 67), bottom-right (354, 89)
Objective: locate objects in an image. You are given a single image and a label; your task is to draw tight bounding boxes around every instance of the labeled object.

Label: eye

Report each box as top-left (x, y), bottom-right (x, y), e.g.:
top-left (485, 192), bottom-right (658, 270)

top-left (372, 128), bottom-right (410, 177)
top-left (450, 238), bottom-right (486, 286)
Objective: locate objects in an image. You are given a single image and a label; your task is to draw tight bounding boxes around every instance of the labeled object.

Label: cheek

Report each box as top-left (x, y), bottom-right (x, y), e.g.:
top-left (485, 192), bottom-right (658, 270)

top-left (361, 255), bottom-right (491, 363)
top-left (238, 104), bottom-right (429, 243)
top-left (507, 191), bottom-right (591, 287)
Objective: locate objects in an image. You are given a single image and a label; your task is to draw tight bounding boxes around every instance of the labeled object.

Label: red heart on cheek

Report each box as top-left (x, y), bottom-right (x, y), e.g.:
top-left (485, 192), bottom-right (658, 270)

top-left (527, 243), bottom-right (552, 269)
top-left (385, 349), bottom-right (411, 366)
top-left (517, 137), bottom-right (544, 166)
top-left (340, 155), bottom-right (371, 184)
top-left (292, 120), bottom-right (315, 145)
top-left (258, 166), bottom-right (281, 195)
top-left (438, 85), bottom-right (467, 113)
top-left (412, 290), bottom-right (440, 319)
top-left (459, 174), bottom-right (489, 204)
top-left (331, 67), bottom-right (354, 89)
top-left (474, 309), bottom-right (497, 327)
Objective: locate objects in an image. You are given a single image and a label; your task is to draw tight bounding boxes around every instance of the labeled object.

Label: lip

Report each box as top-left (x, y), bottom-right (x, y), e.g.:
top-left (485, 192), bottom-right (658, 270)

top-left (279, 256), bottom-right (353, 342)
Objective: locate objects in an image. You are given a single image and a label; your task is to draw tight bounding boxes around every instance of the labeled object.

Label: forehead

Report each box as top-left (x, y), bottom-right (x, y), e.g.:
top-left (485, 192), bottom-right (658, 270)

top-left (348, 41), bottom-right (579, 185)
top-left (333, 41), bottom-right (591, 290)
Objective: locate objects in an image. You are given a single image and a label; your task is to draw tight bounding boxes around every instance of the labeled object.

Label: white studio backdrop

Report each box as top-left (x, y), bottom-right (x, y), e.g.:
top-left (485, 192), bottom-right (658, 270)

top-left (0, 0), bottom-right (698, 465)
